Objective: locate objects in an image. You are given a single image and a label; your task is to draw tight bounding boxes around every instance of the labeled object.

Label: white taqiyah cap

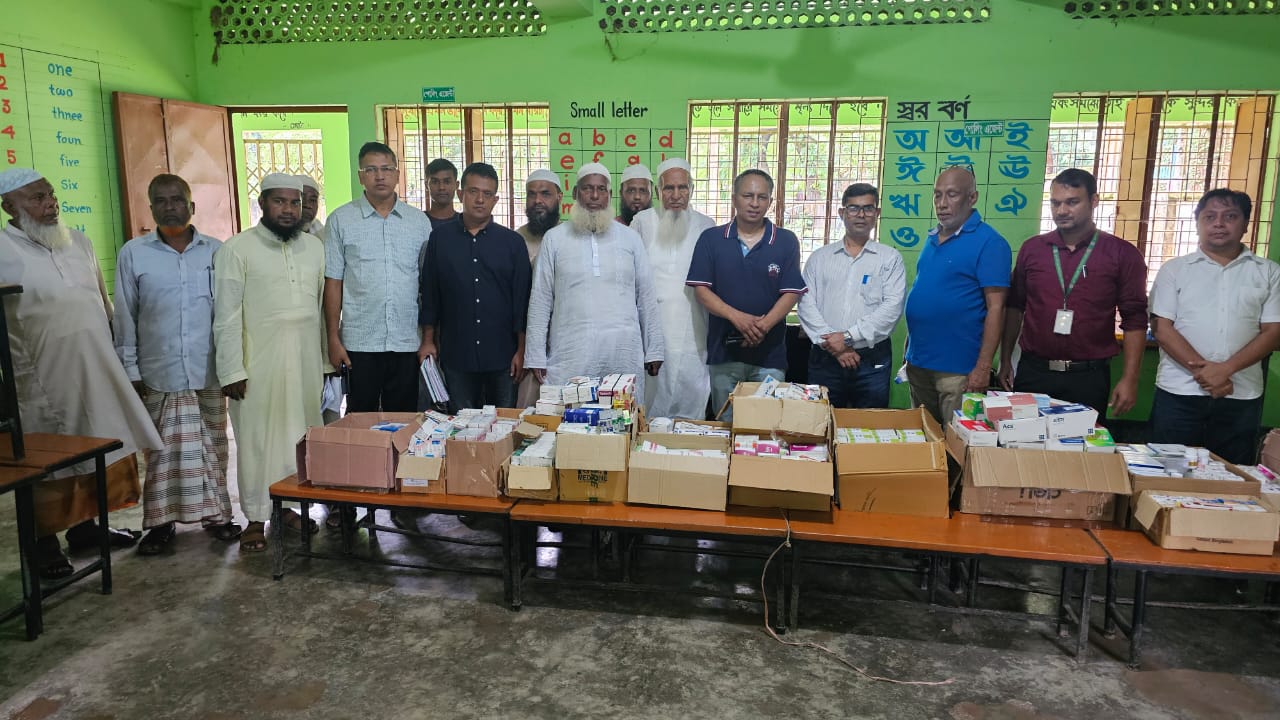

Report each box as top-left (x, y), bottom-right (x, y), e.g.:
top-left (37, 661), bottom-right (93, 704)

top-left (576, 162), bottom-right (611, 185)
top-left (261, 173), bottom-right (304, 193)
top-left (657, 157), bottom-right (692, 180)
top-left (526, 169), bottom-right (562, 189)
top-left (296, 175), bottom-right (321, 192)
top-left (0, 168), bottom-right (43, 195)
top-left (620, 163), bottom-right (651, 184)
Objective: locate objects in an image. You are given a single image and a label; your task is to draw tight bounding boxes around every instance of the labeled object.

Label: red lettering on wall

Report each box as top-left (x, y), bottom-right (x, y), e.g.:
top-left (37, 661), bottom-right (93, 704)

top-left (658, 131), bottom-right (673, 148)
top-left (559, 154), bottom-right (576, 170)
top-left (624, 134), bottom-right (637, 147)
top-left (593, 129), bottom-right (606, 146)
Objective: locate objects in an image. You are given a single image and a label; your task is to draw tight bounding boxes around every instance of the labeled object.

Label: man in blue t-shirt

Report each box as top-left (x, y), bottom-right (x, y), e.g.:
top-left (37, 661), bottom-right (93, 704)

top-left (904, 166), bottom-right (1012, 425)
top-left (687, 169), bottom-right (807, 421)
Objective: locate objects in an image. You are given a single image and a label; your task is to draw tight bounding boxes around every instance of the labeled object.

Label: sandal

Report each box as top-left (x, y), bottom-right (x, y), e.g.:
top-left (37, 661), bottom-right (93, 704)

top-left (37, 536), bottom-right (74, 580)
top-left (137, 523), bottom-right (176, 556)
top-left (205, 522), bottom-right (243, 542)
top-left (239, 522), bottom-right (267, 553)
top-left (325, 505), bottom-right (355, 530)
top-left (280, 508), bottom-right (319, 535)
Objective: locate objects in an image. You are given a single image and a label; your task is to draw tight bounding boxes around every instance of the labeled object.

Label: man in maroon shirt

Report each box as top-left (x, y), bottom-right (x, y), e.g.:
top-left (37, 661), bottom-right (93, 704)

top-left (998, 169), bottom-right (1148, 417)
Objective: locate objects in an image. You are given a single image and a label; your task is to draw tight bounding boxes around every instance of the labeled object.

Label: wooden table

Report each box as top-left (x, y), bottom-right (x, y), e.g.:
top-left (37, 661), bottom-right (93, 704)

top-left (268, 476), bottom-right (517, 604)
top-left (787, 510), bottom-right (1109, 660)
top-left (0, 433), bottom-right (123, 640)
top-left (508, 501), bottom-right (795, 628)
top-left (1090, 528), bottom-right (1280, 668)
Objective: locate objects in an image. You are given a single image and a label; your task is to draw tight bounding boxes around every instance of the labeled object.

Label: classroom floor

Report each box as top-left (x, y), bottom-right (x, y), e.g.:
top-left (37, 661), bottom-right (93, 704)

top-left (1, 446), bottom-right (1279, 719)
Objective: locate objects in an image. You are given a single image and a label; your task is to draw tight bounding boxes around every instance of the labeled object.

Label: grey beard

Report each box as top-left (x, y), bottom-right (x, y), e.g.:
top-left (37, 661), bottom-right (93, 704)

top-left (569, 203), bottom-right (613, 235)
top-left (17, 210), bottom-right (72, 250)
top-left (655, 206), bottom-right (691, 247)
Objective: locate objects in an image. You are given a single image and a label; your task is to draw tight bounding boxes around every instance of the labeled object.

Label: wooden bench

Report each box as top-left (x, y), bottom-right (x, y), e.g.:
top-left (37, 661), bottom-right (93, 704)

top-left (786, 510), bottom-right (1109, 660)
top-left (0, 433), bottom-right (122, 640)
top-left (508, 500), bottom-right (795, 628)
top-left (1090, 528), bottom-right (1280, 668)
top-left (268, 476), bottom-right (517, 604)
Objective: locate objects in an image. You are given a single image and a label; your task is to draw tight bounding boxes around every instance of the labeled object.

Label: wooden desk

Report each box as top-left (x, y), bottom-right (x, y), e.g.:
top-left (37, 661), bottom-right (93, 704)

top-left (1091, 528), bottom-right (1280, 668)
top-left (0, 465), bottom-right (45, 640)
top-left (268, 476), bottom-right (516, 604)
top-left (508, 501), bottom-right (794, 627)
top-left (0, 433), bottom-right (122, 640)
top-left (787, 510), bottom-right (1107, 660)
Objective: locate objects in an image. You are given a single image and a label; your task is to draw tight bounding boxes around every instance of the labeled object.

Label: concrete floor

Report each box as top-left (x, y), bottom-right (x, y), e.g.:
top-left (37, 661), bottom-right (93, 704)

top-left (2, 462), bottom-right (1280, 719)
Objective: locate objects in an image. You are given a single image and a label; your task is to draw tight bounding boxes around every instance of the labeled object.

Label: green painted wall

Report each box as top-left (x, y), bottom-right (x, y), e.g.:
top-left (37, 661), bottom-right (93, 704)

top-left (229, 110), bottom-right (352, 228)
top-left (2, 0), bottom-right (199, 291)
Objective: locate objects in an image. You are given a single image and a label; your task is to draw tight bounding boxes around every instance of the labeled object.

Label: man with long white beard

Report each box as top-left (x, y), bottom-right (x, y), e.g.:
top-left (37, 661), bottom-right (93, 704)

top-left (214, 173), bottom-right (330, 553)
top-left (616, 163), bottom-right (652, 227)
top-left (631, 158), bottom-right (715, 419)
top-left (0, 167), bottom-right (162, 579)
top-left (525, 163), bottom-right (665, 398)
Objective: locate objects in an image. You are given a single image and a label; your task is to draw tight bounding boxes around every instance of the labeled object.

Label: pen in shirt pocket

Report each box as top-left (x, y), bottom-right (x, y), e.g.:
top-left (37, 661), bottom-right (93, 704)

top-left (861, 274), bottom-right (869, 285)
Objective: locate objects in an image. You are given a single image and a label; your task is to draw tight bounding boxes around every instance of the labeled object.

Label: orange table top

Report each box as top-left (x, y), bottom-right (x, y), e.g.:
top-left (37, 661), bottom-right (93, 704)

top-left (1091, 528), bottom-right (1280, 576)
top-left (786, 509), bottom-right (1109, 566)
top-left (0, 464), bottom-right (43, 493)
top-left (0, 433), bottom-right (123, 471)
top-left (269, 475), bottom-right (516, 514)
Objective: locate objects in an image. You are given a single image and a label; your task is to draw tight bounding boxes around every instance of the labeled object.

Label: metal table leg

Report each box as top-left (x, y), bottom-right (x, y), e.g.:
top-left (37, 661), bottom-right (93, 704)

top-left (1056, 566), bottom-right (1069, 638)
top-left (95, 454), bottom-right (111, 594)
top-left (271, 499), bottom-right (285, 580)
top-left (1103, 563), bottom-right (1118, 638)
top-left (1128, 570), bottom-right (1149, 669)
top-left (501, 516), bottom-right (513, 607)
top-left (509, 521), bottom-right (524, 610)
top-left (14, 484), bottom-right (41, 639)
top-left (1075, 567), bottom-right (1093, 662)
top-left (786, 541), bottom-right (801, 632)
top-left (965, 558), bottom-right (980, 607)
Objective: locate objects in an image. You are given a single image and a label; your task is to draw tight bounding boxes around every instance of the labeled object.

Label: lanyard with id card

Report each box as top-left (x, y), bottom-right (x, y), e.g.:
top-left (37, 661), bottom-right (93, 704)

top-left (1051, 231), bottom-right (1097, 335)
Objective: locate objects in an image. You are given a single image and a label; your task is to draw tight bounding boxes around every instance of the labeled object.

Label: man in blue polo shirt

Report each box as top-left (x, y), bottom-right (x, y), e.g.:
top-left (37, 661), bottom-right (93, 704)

top-left (687, 169), bottom-right (806, 421)
top-left (904, 166), bottom-right (1011, 424)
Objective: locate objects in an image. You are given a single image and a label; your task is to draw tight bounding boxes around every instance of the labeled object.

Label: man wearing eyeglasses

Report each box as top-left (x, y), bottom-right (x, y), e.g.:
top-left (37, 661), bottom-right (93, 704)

top-left (425, 158), bottom-right (461, 230)
top-left (616, 163), bottom-right (653, 227)
top-left (999, 169), bottom-right (1148, 418)
top-left (419, 163), bottom-right (531, 411)
top-left (904, 166), bottom-right (1012, 425)
top-left (797, 183), bottom-right (905, 408)
top-left (323, 141), bottom-right (433, 413)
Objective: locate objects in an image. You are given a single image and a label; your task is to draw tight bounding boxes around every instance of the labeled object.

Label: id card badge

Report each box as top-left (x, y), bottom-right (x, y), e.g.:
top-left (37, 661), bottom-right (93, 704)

top-left (1053, 308), bottom-right (1075, 335)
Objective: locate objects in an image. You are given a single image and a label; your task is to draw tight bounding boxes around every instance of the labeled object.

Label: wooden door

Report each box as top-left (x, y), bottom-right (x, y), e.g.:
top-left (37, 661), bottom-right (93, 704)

top-left (112, 93), bottom-right (238, 241)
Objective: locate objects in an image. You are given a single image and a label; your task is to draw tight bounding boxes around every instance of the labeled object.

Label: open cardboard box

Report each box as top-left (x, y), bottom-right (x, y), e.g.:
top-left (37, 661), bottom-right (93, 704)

top-left (947, 426), bottom-right (1131, 521)
top-left (727, 431), bottom-right (833, 512)
top-left (834, 408), bottom-right (950, 518)
top-left (298, 412), bottom-right (423, 492)
top-left (728, 382), bottom-right (829, 438)
top-left (1120, 453), bottom-right (1262, 528)
top-left (1134, 490), bottom-right (1280, 555)
top-left (558, 468), bottom-right (626, 503)
top-left (628, 432), bottom-right (730, 511)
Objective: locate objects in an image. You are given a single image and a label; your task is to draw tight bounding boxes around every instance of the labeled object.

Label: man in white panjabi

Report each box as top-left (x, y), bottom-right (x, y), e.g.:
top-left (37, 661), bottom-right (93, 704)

top-left (0, 167), bottom-right (162, 579)
top-left (515, 168), bottom-right (562, 408)
top-left (631, 158), bottom-right (715, 419)
top-left (524, 162), bottom-right (665, 398)
top-left (213, 173), bottom-right (330, 553)
top-left (298, 174), bottom-right (326, 239)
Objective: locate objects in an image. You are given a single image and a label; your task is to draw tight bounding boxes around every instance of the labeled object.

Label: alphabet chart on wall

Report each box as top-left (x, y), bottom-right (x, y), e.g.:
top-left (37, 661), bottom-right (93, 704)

top-left (0, 43), bottom-right (118, 276)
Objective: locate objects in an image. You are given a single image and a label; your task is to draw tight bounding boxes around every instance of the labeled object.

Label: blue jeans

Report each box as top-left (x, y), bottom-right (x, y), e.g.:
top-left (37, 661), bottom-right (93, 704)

top-left (441, 365), bottom-right (516, 413)
top-left (807, 339), bottom-right (892, 409)
top-left (1148, 387), bottom-right (1263, 465)
top-left (709, 362), bottom-right (785, 422)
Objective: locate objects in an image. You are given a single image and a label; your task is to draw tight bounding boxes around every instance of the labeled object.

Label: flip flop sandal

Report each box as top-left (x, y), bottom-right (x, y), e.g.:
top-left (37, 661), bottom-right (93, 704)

top-left (137, 524), bottom-right (177, 556)
top-left (239, 523), bottom-right (268, 553)
top-left (280, 509), bottom-right (319, 535)
top-left (205, 522), bottom-right (243, 542)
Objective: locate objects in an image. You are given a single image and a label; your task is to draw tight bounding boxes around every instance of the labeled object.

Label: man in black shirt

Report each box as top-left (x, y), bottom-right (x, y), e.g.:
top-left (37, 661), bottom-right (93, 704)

top-left (419, 162), bottom-right (532, 411)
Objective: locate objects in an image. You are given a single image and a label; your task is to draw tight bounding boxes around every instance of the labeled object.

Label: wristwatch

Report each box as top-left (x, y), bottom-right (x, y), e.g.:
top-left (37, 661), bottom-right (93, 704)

top-left (843, 330), bottom-right (855, 348)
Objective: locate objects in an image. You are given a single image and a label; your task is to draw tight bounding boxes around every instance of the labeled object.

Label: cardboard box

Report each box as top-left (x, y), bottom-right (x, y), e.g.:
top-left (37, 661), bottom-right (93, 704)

top-left (628, 433), bottom-right (729, 511)
top-left (954, 436), bottom-right (1131, 521)
top-left (996, 416), bottom-right (1047, 445)
top-left (506, 465), bottom-right (557, 500)
top-left (444, 433), bottom-right (515, 498)
top-left (555, 431), bottom-right (629, 472)
top-left (1134, 490), bottom-right (1280, 555)
top-left (729, 435), bottom-right (833, 512)
top-left (397, 455), bottom-right (445, 494)
top-left (1118, 455), bottom-right (1263, 528)
top-left (558, 469), bottom-right (626, 503)
top-left (730, 382), bottom-right (829, 438)
top-left (1261, 429), bottom-right (1280, 474)
top-left (298, 412), bottom-right (423, 491)
top-left (834, 408), bottom-right (949, 518)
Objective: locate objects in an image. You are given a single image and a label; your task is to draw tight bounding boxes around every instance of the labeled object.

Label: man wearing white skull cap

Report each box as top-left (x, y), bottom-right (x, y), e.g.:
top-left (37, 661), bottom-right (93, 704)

top-left (0, 167), bottom-right (163, 578)
top-left (524, 163), bottom-right (665, 398)
top-left (616, 163), bottom-right (653, 227)
top-left (630, 158), bottom-right (715, 419)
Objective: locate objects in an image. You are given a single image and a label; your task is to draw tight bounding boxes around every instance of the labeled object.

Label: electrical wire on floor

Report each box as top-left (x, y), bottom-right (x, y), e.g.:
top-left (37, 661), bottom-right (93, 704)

top-left (759, 510), bottom-right (956, 687)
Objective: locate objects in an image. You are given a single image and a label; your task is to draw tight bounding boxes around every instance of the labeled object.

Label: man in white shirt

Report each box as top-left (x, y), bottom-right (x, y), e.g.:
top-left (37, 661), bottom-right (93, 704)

top-left (298, 174), bottom-right (325, 239)
top-left (616, 163), bottom-right (652, 227)
top-left (1149, 188), bottom-right (1280, 463)
top-left (114, 174), bottom-right (237, 554)
top-left (798, 183), bottom-right (906, 408)
top-left (631, 158), bottom-right (715, 419)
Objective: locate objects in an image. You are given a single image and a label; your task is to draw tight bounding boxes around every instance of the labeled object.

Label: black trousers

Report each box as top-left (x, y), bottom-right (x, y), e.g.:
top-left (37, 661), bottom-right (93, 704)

top-left (1012, 355), bottom-right (1111, 417)
top-left (346, 351), bottom-right (419, 412)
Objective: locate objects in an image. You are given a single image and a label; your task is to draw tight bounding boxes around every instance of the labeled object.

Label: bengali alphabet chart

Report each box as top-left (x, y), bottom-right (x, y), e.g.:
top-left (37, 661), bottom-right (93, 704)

top-left (0, 43), bottom-right (115, 273)
top-left (880, 97), bottom-right (1046, 260)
